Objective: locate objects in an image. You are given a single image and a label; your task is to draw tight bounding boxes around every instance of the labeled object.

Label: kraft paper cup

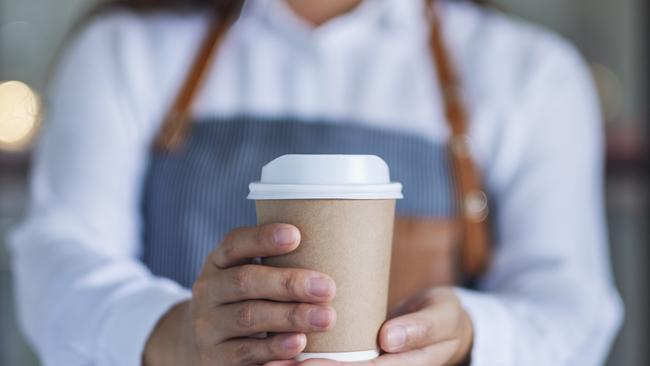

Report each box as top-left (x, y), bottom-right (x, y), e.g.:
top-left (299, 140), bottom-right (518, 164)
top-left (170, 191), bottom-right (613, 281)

top-left (248, 155), bottom-right (402, 361)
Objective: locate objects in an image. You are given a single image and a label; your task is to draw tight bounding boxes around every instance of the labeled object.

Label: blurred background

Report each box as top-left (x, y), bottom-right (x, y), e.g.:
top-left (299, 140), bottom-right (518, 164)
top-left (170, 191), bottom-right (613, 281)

top-left (0, 0), bottom-right (647, 365)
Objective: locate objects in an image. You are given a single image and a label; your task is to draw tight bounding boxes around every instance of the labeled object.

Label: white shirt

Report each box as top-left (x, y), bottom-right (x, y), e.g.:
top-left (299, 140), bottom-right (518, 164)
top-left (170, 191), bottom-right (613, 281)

top-left (9, 0), bottom-right (623, 365)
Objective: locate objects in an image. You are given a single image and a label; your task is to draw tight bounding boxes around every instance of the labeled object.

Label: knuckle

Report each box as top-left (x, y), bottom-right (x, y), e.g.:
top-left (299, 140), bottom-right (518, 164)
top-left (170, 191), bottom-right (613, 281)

top-left (219, 228), bottom-right (246, 260)
top-left (219, 245), bottom-right (236, 266)
top-left (235, 302), bottom-right (256, 330)
top-left (281, 270), bottom-right (302, 298)
top-left (232, 266), bottom-right (253, 297)
top-left (234, 342), bottom-right (256, 365)
top-left (286, 303), bottom-right (304, 327)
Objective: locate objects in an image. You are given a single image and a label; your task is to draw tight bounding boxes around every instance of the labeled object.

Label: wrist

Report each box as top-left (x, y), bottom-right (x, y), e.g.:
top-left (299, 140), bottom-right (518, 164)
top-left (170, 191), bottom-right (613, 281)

top-left (143, 300), bottom-right (193, 366)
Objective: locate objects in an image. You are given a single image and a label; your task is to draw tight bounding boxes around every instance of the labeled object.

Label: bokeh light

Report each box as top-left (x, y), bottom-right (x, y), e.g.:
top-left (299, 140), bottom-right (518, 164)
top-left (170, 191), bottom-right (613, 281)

top-left (0, 80), bottom-right (41, 151)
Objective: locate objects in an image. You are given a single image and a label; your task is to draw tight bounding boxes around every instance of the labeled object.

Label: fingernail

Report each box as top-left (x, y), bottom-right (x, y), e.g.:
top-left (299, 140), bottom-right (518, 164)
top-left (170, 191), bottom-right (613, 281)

top-left (273, 226), bottom-right (299, 247)
top-left (282, 334), bottom-right (306, 350)
top-left (386, 325), bottom-right (407, 351)
top-left (309, 277), bottom-right (334, 298)
top-left (309, 308), bottom-right (333, 328)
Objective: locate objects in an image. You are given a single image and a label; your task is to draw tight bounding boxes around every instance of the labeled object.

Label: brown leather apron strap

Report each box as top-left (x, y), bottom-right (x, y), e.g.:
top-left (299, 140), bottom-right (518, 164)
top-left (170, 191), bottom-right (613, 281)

top-left (426, 1), bottom-right (491, 278)
top-left (154, 1), bottom-right (243, 151)
top-left (154, 0), bottom-right (491, 280)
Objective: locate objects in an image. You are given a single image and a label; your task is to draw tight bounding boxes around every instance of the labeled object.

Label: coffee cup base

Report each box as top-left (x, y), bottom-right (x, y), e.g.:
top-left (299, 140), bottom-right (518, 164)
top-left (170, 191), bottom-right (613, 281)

top-left (295, 350), bottom-right (379, 361)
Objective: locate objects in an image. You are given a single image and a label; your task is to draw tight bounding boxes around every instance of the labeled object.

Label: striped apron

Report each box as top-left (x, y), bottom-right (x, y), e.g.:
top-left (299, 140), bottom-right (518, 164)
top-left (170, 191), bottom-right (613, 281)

top-left (141, 116), bottom-right (455, 289)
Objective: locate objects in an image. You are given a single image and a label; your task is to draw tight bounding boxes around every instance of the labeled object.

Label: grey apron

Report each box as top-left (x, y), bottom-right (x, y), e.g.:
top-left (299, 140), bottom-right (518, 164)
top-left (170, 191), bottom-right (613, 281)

top-left (142, 116), bottom-right (455, 288)
top-left (140, 1), bottom-right (492, 300)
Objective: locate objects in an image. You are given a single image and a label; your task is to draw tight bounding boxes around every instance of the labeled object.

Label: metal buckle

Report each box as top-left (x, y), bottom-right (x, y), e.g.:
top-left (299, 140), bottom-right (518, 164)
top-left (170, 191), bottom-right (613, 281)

top-left (464, 190), bottom-right (489, 222)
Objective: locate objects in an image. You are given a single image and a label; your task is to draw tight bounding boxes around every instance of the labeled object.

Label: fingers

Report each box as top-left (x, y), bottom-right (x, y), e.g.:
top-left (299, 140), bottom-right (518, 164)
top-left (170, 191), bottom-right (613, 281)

top-left (213, 333), bottom-right (306, 366)
top-left (212, 264), bottom-right (336, 305)
top-left (212, 224), bottom-right (301, 269)
top-left (379, 293), bottom-right (461, 353)
top-left (215, 300), bottom-right (336, 340)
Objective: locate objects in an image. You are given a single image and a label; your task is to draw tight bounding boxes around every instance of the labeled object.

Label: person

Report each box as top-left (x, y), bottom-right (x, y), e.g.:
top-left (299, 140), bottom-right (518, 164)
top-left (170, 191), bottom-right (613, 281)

top-left (9, 0), bottom-right (623, 365)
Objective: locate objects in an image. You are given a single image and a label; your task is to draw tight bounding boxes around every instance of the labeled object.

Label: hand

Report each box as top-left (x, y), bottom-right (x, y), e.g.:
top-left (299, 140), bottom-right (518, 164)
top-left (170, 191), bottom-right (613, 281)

top-left (290, 288), bottom-right (473, 366)
top-left (143, 224), bottom-right (337, 366)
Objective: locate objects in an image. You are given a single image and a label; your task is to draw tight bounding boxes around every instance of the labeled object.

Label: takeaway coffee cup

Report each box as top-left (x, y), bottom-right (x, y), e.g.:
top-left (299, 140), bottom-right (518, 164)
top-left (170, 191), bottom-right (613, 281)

top-left (248, 154), bottom-right (403, 361)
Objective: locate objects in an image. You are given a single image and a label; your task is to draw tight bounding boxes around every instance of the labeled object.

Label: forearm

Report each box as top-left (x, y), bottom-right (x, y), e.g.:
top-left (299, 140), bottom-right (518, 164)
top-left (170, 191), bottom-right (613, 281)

top-left (10, 223), bottom-right (191, 365)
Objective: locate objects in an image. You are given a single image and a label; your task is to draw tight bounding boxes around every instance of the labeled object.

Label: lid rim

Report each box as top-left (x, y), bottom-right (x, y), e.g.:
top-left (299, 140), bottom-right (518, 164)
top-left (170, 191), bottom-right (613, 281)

top-left (248, 182), bottom-right (403, 200)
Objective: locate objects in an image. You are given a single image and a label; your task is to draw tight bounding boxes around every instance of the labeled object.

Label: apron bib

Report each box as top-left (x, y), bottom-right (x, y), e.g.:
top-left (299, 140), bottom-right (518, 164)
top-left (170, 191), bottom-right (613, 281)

top-left (142, 118), bottom-right (457, 311)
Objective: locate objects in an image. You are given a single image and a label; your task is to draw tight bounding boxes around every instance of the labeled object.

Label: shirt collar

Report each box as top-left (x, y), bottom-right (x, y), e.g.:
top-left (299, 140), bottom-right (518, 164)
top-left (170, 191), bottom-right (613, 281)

top-left (239, 0), bottom-right (425, 46)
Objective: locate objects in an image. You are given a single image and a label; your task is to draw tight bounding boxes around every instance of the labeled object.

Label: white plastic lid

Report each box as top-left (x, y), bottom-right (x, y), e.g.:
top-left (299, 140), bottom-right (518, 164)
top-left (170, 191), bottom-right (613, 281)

top-left (248, 154), bottom-right (403, 200)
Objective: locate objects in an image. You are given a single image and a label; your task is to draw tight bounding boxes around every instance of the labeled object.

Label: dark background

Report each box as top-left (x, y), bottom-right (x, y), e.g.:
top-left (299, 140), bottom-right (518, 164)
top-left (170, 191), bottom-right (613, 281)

top-left (1, 0), bottom-right (647, 365)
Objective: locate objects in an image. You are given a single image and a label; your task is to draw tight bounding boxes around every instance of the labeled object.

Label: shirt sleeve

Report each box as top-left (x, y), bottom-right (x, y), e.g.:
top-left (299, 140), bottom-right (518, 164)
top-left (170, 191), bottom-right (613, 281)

top-left (8, 15), bottom-right (191, 366)
top-left (456, 38), bottom-right (624, 365)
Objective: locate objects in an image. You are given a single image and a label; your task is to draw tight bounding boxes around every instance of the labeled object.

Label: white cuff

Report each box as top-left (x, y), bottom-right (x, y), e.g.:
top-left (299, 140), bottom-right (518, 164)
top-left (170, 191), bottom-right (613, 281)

top-left (98, 278), bottom-right (191, 366)
top-left (455, 288), bottom-right (514, 366)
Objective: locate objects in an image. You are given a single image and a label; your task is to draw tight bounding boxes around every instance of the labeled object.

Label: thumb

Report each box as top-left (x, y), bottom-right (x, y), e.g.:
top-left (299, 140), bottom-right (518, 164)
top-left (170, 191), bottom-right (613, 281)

top-left (380, 298), bottom-right (459, 353)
